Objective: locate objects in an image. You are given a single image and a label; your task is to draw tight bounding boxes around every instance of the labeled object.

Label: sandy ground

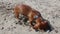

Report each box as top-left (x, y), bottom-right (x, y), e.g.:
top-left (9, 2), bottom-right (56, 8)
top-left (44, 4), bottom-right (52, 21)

top-left (0, 0), bottom-right (60, 34)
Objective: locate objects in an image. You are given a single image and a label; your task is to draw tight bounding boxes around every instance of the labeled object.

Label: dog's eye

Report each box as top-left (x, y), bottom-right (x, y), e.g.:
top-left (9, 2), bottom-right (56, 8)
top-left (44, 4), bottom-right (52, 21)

top-left (34, 15), bottom-right (38, 19)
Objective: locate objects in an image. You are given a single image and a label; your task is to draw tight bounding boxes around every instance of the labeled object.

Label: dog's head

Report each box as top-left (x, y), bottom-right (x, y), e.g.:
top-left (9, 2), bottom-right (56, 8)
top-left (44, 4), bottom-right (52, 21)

top-left (32, 20), bottom-right (48, 32)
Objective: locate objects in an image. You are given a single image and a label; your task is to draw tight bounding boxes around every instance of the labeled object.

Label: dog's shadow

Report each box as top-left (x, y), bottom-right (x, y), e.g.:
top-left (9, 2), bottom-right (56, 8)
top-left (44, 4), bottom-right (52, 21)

top-left (16, 15), bottom-right (29, 26)
top-left (39, 18), bottom-right (54, 32)
top-left (31, 19), bottom-right (54, 32)
top-left (16, 15), bottom-right (54, 32)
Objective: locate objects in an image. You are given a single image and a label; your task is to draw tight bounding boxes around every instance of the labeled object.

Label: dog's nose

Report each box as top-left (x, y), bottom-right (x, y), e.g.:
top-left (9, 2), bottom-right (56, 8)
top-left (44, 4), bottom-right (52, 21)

top-left (43, 20), bottom-right (47, 23)
top-left (44, 21), bottom-right (47, 23)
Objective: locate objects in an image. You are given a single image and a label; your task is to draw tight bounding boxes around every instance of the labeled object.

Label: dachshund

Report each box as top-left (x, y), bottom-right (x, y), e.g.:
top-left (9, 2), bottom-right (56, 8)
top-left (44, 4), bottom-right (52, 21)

top-left (14, 4), bottom-right (42, 26)
top-left (33, 18), bottom-right (49, 31)
top-left (14, 4), bottom-right (49, 31)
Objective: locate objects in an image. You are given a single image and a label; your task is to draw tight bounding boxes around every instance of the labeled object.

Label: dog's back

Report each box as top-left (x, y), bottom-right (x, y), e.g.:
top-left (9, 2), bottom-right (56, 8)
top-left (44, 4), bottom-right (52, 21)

top-left (14, 4), bottom-right (32, 17)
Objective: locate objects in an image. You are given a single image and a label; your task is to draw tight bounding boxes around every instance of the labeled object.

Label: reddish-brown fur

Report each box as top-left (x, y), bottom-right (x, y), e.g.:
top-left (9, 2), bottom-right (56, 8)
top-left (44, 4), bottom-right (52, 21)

top-left (33, 18), bottom-right (48, 31)
top-left (14, 4), bottom-right (41, 25)
top-left (14, 4), bottom-right (48, 31)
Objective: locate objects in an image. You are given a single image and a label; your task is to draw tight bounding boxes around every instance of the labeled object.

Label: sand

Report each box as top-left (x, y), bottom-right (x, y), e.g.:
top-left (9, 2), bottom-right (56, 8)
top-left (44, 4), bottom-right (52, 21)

top-left (0, 0), bottom-right (60, 34)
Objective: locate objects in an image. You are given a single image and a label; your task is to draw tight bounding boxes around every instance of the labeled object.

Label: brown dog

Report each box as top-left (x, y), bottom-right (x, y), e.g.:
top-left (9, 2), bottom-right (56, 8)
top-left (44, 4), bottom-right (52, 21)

top-left (14, 4), bottom-right (48, 31)
top-left (14, 4), bottom-right (41, 26)
top-left (33, 18), bottom-right (48, 31)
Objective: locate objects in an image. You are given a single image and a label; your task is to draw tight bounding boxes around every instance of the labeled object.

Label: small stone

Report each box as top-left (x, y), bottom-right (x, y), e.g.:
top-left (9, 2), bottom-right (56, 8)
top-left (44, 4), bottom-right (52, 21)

top-left (13, 27), bottom-right (16, 29)
top-left (15, 23), bottom-right (18, 24)
top-left (55, 30), bottom-right (58, 33)
top-left (1, 27), bottom-right (4, 30)
top-left (11, 25), bottom-right (13, 26)
top-left (53, 17), bottom-right (55, 19)
top-left (4, 18), bottom-right (6, 20)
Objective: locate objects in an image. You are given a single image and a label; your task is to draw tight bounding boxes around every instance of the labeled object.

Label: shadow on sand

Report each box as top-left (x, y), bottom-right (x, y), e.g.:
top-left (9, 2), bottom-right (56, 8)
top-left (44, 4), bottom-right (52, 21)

top-left (35, 19), bottom-right (54, 32)
top-left (15, 15), bottom-right (54, 32)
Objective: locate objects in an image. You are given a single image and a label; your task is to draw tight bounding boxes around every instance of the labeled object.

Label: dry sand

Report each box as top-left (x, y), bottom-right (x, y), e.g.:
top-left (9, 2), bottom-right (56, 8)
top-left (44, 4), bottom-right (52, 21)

top-left (0, 0), bottom-right (60, 34)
